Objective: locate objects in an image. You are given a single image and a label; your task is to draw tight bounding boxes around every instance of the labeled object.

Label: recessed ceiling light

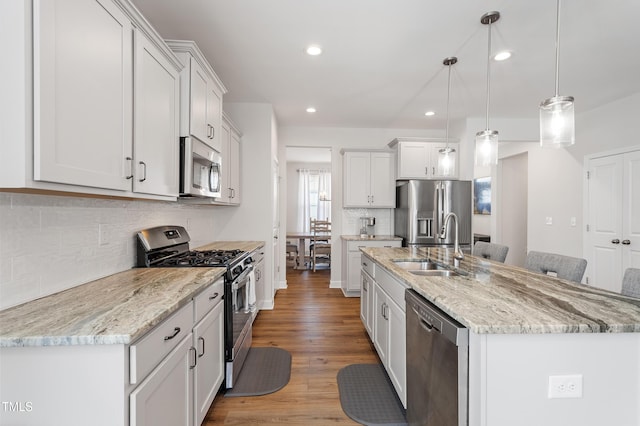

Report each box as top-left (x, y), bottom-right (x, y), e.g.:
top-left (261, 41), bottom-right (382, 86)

top-left (425, 111), bottom-right (435, 117)
top-left (306, 45), bottom-right (322, 56)
top-left (494, 51), bottom-right (512, 61)
top-left (306, 107), bottom-right (316, 113)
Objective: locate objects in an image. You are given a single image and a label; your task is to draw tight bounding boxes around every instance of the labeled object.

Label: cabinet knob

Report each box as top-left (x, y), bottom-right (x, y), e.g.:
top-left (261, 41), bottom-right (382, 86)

top-left (622, 239), bottom-right (631, 245)
top-left (612, 239), bottom-right (620, 244)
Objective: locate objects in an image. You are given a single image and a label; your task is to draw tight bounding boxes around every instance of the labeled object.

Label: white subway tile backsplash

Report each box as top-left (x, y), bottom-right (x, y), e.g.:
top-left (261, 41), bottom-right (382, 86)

top-left (0, 193), bottom-right (216, 310)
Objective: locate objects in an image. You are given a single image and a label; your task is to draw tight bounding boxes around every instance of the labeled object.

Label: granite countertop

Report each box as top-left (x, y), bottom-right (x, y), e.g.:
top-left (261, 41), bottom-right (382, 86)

top-left (0, 267), bottom-right (225, 347)
top-left (361, 246), bottom-right (640, 334)
top-left (341, 235), bottom-right (402, 241)
top-left (196, 240), bottom-right (265, 252)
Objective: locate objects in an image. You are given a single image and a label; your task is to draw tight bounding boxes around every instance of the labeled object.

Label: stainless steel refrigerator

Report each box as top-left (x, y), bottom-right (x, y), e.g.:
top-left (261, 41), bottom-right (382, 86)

top-left (395, 180), bottom-right (472, 249)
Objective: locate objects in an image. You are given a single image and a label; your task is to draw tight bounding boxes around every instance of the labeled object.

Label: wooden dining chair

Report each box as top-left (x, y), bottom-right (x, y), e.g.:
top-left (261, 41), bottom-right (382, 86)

top-left (310, 219), bottom-right (331, 271)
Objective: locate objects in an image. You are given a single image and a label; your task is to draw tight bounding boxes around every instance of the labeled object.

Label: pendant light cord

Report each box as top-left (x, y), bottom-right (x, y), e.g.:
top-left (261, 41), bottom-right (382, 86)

top-left (485, 19), bottom-right (492, 131)
top-left (445, 62), bottom-right (452, 146)
top-left (554, 0), bottom-right (561, 97)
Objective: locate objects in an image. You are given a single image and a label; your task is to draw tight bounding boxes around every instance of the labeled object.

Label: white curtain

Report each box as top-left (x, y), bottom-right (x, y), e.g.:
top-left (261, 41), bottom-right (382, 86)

top-left (317, 169), bottom-right (331, 222)
top-left (297, 169), bottom-right (311, 233)
top-left (296, 168), bottom-right (332, 233)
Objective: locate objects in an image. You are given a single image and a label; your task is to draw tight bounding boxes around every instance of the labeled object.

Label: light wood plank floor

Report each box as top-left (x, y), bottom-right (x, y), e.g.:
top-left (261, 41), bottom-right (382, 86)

top-left (203, 266), bottom-right (379, 425)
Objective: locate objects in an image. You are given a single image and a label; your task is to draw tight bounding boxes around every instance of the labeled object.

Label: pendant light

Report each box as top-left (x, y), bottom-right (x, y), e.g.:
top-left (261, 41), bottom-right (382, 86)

top-left (475, 11), bottom-right (500, 167)
top-left (437, 57), bottom-right (458, 177)
top-left (539, 0), bottom-right (575, 148)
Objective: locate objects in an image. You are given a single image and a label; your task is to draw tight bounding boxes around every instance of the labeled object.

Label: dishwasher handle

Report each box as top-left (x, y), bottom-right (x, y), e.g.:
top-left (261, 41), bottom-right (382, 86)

top-left (412, 306), bottom-right (443, 334)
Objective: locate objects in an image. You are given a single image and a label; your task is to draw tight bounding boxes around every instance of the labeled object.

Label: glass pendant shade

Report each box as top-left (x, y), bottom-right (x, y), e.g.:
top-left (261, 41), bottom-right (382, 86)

top-left (475, 130), bottom-right (498, 166)
top-left (540, 96), bottom-right (575, 148)
top-left (437, 147), bottom-right (456, 177)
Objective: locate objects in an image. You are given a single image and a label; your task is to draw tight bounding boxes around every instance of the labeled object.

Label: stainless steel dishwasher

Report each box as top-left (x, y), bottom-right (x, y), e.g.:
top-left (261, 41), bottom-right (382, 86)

top-left (405, 289), bottom-right (469, 426)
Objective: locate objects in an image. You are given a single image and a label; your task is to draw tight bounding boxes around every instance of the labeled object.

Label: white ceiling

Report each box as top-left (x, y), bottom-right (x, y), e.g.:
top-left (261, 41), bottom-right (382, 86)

top-left (131, 0), bottom-right (640, 130)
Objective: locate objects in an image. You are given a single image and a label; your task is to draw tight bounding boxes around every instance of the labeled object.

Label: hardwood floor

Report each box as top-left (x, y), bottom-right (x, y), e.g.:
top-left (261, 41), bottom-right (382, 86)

top-left (204, 267), bottom-right (379, 425)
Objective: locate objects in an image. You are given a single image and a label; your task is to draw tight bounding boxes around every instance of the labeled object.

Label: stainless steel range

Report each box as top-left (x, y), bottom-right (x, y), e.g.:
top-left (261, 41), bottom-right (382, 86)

top-left (136, 225), bottom-right (255, 389)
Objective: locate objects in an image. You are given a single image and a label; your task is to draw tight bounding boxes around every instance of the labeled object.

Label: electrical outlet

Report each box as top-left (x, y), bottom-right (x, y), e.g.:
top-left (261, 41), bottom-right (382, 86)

top-left (99, 224), bottom-right (110, 246)
top-left (570, 217), bottom-right (577, 227)
top-left (545, 216), bottom-right (553, 225)
top-left (548, 374), bottom-right (583, 398)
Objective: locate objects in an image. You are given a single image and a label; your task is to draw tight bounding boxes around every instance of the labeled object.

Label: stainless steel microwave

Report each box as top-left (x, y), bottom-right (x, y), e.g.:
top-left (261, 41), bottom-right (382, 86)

top-left (180, 136), bottom-right (222, 199)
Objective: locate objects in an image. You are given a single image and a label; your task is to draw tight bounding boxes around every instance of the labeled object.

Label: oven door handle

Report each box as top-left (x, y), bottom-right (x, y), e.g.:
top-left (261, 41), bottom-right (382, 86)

top-left (231, 265), bottom-right (254, 290)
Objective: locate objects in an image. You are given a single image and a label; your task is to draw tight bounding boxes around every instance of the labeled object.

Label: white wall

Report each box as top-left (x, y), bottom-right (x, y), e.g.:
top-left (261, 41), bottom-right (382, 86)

top-left (215, 102), bottom-right (278, 308)
top-left (279, 126), bottom-right (444, 287)
top-left (0, 193), bottom-right (216, 310)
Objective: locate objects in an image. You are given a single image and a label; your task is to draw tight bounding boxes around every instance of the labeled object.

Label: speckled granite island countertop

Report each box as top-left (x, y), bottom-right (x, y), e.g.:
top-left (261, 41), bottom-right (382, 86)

top-left (0, 267), bottom-right (225, 347)
top-left (341, 235), bottom-right (403, 241)
top-left (361, 246), bottom-right (640, 334)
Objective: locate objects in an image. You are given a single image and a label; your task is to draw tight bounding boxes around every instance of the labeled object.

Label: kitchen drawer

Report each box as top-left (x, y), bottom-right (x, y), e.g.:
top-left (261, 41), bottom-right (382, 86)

top-left (130, 301), bottom-right (193, 384)
top-left (361, 254), bottom-right (375, 278)
top-left (348, 240), bottom-right (401, 252)
top-left (194, 278), bottom-right (224, 324)
top-left (376, 266), bottom-right (409, 311)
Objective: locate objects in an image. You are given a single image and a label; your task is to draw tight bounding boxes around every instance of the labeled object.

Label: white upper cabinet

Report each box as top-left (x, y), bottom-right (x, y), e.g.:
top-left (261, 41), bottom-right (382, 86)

top-left (34, 0), bottom-right (133, 191)
top-left (390, 138), bottom-right (459, 179)
top-left (133, 29), bottom-right (180, 197)
top-left (167, 40), bottom-right (227, 153)
top-left (3, 0), bottom-right (183, 200)
top-left (343, 150), bottom-right (395, 208)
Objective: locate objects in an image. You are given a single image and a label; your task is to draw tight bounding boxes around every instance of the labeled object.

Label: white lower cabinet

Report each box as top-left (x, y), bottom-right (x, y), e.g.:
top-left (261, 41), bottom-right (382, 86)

top-left (130, 334), bottom-right (194, 426)
top-left (362, 255), bottom-right (407, 408)
top-left (342, 239), bottom-right (401, 297)
top-left (193, 301), bottom-right (224, 425)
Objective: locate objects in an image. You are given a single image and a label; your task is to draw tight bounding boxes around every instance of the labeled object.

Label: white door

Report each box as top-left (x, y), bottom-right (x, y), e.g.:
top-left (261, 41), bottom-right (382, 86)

top-left (622, 150), bottom-right (640, 270)
top-left (272, 160), bottom-right (280, 295)
top-left (585, 149), bottom-right (640, 292)
top-left (498, 153), bottom-right (528, 267)
top-left (34, 0), bottom-right (132, 190)
top-left (397, 142), bottom-right (430, 179)
top-left (206, 85), bottom-right (223, 152)
top-left (133, 29), bottom-right (180, 197)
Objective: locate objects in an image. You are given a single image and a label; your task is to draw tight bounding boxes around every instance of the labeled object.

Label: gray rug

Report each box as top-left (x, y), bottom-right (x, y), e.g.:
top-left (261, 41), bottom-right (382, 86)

top-left (225, 347), bottom-right (291, 397)
top-left (337, 364), bottom-right (407, 426)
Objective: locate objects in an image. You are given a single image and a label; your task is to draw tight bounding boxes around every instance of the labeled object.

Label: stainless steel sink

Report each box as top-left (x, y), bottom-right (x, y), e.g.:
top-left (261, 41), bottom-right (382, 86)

top-left (409, 269), bottom-right (459, 277)
top-left (392, 259), bottom-right (460, 277)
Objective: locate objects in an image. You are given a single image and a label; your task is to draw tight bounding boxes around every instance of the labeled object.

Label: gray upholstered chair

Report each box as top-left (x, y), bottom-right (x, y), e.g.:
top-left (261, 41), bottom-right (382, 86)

top-left (621, 268), bottom-right (640, 298)
top-left (473, 241), bottom-right (509, 263)
top-left (524, 251), bottom-right (587, 283)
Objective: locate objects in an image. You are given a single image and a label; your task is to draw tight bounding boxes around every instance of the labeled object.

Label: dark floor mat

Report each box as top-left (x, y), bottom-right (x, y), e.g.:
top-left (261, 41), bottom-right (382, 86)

top-left (337, 364), bottom-right (407, 426)
top-left (225, 347), bottom-right (291, 397)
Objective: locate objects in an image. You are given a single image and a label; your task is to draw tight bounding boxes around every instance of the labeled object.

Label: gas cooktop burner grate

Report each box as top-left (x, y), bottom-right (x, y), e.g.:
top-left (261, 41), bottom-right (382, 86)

top-left (152, 249), bottom-right (246, 267)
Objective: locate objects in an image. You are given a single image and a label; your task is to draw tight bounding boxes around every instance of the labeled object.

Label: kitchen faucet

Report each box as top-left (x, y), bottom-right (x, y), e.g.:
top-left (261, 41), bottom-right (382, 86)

top-left (440, 212), bottom-right (464, 264)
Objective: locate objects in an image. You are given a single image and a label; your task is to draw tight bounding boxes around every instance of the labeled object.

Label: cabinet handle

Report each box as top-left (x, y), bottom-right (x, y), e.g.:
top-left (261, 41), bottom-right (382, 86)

top-left (125, 157), bottom-right (133, 179)
top-left (208, 292), bottom-right (220, 301)
top-left (612, 239), bottom-right (620, 244)
top-left (138, 161), bottom-right (147, 182)
top-left (425, 166), bottom-right (428, 175)
top-left (164, 327), bottom-right (181, 341)
top-left (189, 346), bottom-right (197, 369)
top-left (198, 336), bottom-right (205, 358)
top-left (432, 166), bottom-right (435, 175)
top-left (622, 239), bottom-right (631, 245)
top-left (362, 262), bottom-right (368, 267)
top-left (210, 126), bottom-right (215, 139)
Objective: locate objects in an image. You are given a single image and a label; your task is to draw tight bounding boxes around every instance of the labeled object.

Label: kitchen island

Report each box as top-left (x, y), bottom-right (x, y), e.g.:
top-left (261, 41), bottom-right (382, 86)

top-left (361, 246), bottom-right (640, 426)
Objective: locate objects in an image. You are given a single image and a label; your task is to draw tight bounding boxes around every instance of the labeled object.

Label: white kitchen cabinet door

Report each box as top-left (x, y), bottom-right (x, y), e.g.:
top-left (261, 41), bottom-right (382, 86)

top-left (343, 151), bottom-right (371, 207)
top-left (360, 269), bottom-right (374, 337)
top-left (206, 85), bottom-right (223, 153)
top-left (373, 283), bottom-right (389, 366)
top-left (193, 301), bottom-right (224, 426)
top-left (189, 57), bottom-right (210, 146)
top-left (228, 128), bottom-right (241, 204)
top-left (370, 152), bottom-right (395, 207)
top-left (347, 251), bottom-right (362, 294)
top-left (133, 29), bottom-right (180, 197)
top-left (219, 119), bottom-right (232, 203)
top-left (386, 297), bottom-right (406, 407)
top-left (34, 0), bottom-right (132, 191)
top-left (130, 334), bottom-right (193, 426)
top-left (397, 141), bottom-right (431, 179)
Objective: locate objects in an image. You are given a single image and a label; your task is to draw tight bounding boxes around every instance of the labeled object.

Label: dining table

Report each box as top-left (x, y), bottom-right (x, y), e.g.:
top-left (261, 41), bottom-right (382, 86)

top-left (286, 231), bottom-right (330, 270)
